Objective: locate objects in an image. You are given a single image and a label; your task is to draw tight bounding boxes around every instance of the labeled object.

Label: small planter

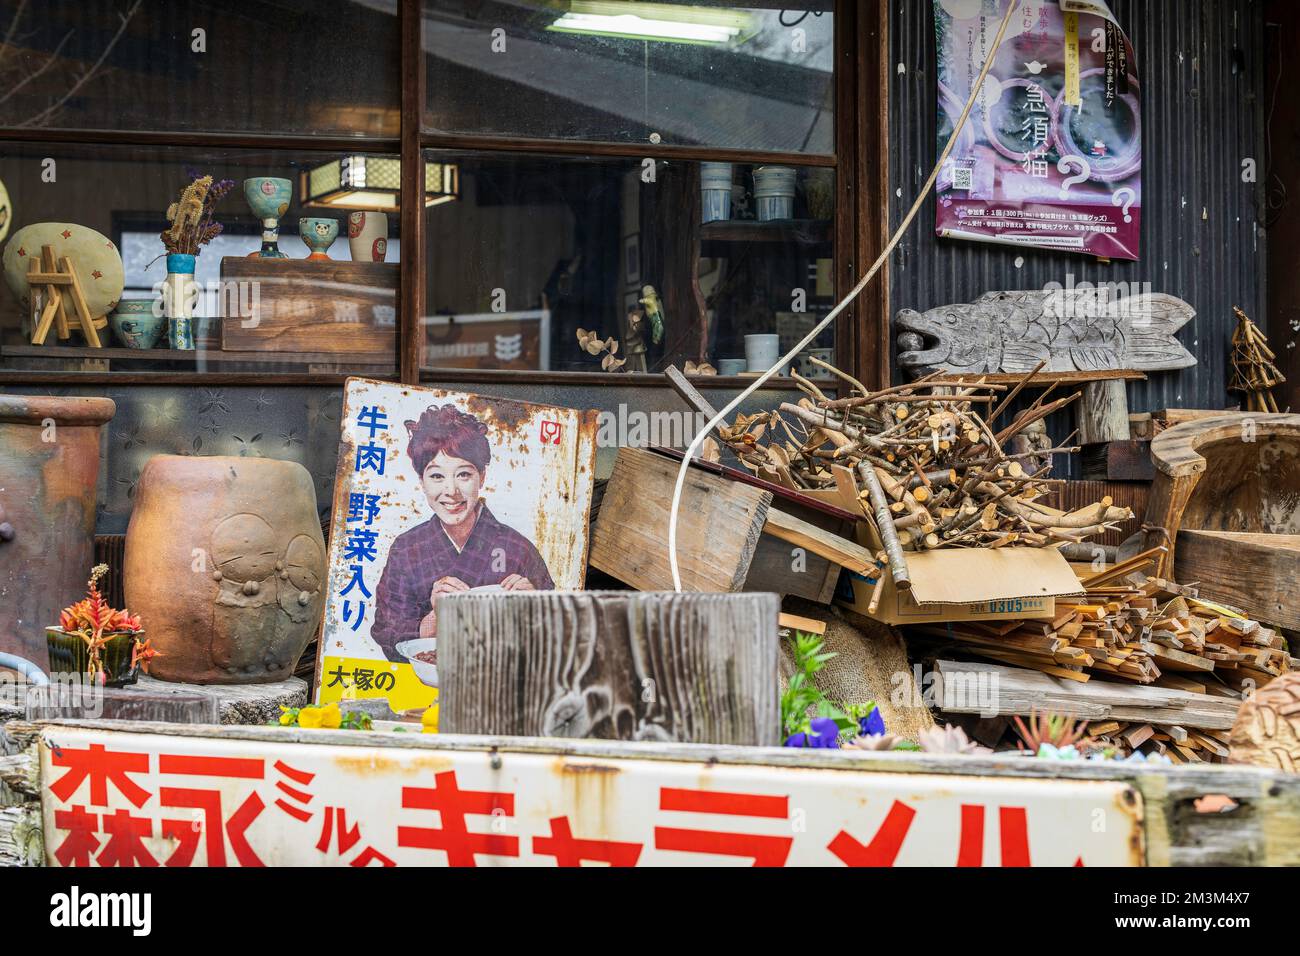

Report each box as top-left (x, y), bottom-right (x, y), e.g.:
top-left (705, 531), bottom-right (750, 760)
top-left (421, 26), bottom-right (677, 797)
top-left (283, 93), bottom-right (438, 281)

top-left (45, 627), bottom-right (143, 687)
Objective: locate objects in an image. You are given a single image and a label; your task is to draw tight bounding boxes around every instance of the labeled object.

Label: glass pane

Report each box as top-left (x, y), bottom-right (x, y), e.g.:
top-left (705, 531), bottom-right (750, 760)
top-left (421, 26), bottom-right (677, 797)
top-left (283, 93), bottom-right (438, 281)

top-left (0, 142), bottom-right (402, 375)
top-left (0, 0), bottom-right (398, 137)
top-left (422, 1), bottom-right (835, 154)
top-left (422, 149), bottom-right (837, 376)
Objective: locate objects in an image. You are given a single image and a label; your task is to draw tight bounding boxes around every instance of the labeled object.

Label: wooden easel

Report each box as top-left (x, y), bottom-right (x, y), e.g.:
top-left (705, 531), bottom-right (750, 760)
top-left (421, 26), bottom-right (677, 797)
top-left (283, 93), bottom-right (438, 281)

top-left (27, 245), bottom-right (106, 347)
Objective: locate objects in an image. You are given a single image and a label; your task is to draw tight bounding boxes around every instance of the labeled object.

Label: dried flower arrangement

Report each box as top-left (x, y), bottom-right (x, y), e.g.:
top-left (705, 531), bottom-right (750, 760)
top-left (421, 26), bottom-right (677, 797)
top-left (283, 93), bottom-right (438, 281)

top-left (55, 564), bottom-right (157, 683)
top-left (161, 174), bottom-right (234, 256)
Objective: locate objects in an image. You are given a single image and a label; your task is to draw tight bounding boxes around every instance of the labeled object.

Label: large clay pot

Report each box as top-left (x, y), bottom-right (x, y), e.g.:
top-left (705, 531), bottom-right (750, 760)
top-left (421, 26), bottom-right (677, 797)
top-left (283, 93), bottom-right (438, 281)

top-left (124, 455), bottom-right (326, 684)
top-left (0, 395), bottom-right (115, 676)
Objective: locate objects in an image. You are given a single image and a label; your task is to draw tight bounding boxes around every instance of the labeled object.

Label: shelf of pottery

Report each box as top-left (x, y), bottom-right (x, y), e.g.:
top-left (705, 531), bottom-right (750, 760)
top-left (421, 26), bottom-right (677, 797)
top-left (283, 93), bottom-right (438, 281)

top-left (0, 175), bottom-right (397, 373)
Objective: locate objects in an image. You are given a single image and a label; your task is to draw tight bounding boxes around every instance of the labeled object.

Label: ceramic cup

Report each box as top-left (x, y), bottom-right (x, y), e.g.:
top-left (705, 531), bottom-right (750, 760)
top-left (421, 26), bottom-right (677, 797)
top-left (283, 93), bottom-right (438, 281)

top-left (243, 177), bottom-right (293, 258)
top-left (110, 299), bottom-right (165, 349)
top-left (348, 211), bottom-right (388, 262)
top-left (744, 334), bottom-right (782, 373)
top-left (716, 358), bottom-right (747, 375)
top-left (753, 165), bottom-right (798, 222)
top-left (700, 162), bottom-right (733, 224)
top-left (795, 347), bottom-right (835, 379)
top-left (299, 217), bottom-right (339, 261)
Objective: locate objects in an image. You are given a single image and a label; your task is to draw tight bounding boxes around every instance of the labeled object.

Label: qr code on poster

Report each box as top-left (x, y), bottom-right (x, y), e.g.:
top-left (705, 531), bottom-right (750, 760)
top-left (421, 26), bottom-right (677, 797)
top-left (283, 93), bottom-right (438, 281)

top-left (953, 167), bottom-right (973, 190)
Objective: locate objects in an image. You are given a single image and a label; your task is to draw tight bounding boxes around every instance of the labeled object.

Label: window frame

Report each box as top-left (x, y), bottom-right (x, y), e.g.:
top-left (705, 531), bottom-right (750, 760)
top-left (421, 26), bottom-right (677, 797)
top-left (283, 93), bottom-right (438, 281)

top-left (0, 0), bottom-right (889, 391)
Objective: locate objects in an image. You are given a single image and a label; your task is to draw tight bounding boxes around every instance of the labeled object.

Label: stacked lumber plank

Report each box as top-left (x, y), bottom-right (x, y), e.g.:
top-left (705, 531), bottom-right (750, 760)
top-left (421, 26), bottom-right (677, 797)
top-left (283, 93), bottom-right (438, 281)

top-left (1081, 721), bottom-right (1232, 764)
top-left (914, 573), bottom-right (1294, 689)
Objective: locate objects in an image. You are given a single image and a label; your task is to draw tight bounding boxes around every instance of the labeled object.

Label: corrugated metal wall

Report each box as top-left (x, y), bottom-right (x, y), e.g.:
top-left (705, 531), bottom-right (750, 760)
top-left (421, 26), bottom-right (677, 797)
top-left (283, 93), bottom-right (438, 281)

top-left (888, 0), bottom-right (1268, 417)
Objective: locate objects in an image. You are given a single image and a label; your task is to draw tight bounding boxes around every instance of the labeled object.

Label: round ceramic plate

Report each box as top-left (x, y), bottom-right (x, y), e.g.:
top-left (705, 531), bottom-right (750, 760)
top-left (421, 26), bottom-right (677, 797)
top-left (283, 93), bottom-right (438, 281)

top-left (2, 221), bottom-right (125, 318)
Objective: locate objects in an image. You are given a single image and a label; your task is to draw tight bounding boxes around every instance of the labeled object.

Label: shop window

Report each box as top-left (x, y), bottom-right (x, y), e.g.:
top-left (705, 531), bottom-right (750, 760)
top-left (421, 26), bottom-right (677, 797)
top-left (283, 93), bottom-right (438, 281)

top-left (422, 0), bottom-right (835, 154)
top-left (421, 150), bottom-right (837, 376)
top-left (0, 142), bottom-right (400, 375)
top-left (0, 0), bottom-right (399, 137)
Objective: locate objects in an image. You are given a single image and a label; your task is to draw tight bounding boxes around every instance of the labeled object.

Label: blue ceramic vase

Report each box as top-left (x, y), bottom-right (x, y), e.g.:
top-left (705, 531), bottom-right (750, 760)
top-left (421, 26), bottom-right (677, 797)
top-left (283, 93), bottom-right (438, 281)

top-left (164, 253), bottom-right (197, 350)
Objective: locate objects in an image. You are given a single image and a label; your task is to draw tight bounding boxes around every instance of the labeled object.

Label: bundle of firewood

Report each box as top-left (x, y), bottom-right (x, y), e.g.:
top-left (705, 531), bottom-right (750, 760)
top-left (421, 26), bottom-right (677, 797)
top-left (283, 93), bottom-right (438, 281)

top-left (715, 360), bottom-right (1131, 582)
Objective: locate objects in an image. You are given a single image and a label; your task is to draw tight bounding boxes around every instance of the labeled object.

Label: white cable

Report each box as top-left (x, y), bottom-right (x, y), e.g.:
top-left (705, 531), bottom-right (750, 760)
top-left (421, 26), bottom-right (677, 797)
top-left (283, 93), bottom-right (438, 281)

top-left (666, 0), bottom-right (1022, 590)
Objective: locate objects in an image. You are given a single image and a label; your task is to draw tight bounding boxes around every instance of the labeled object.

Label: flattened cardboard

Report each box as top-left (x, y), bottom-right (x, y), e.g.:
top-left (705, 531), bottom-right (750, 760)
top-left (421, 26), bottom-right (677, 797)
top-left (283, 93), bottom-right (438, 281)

top-left (802, 471), bottom-right (1085, 625)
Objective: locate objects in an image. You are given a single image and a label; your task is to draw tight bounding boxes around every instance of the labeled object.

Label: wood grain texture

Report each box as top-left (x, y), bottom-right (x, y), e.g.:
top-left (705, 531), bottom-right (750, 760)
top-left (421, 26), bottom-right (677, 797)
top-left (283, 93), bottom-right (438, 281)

top-left (934, 659), bottom-right (1241, 729)
top-left (1176, 530), bottom-right (1300, 630)
top-left (590, 446), bottom-right (771, 593)
top-left (1078, 379), bottom-right (1131, 444)
top-left (437, 591), bottom-right (780, 745)
top-left (219, 257), bottom-right (398, 354)
top-left (1231, 671), bottom-right (1300, 773)
top-left (1144, 413), bottom-right (1300, 573)
top-left (895, 291), bottom-right (1196, 376)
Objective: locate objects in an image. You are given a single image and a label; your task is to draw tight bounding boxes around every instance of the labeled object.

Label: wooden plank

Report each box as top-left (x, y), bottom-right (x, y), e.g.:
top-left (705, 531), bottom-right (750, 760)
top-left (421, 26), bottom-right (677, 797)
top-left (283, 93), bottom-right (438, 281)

top-left (934, 659), bottom-right (1242, 729)
top-left (1176, 530), bottom-right (1300, 631)
top-left (1078, 379), bottom-right (1131, 444)
top-left (779, 612), bottom-right (826, 635)
top-left (437, 591), bottom-right (780, 745)
top-left (1081, 440), bottom-right (1155, 481)
top-left (219, 257), bottom-right (398, 354)
top-left (762, 506), bottom-right (876, 575)
top-left (926, 369), bottom-right (1146, 386)
top-left (589, 446), bottom-right (771, 593)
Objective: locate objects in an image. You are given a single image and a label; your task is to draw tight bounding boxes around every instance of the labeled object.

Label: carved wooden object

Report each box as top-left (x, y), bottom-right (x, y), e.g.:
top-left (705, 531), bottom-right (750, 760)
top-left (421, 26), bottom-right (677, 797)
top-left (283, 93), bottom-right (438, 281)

top-left (1144, 413), bottom-right (1300, 583)
top-left (1230, 672), bottom-right (1300, 773)
top-left (895, 290), bottom-right (1196, 376)
top-left (437, 591), bottom-right (779, 745)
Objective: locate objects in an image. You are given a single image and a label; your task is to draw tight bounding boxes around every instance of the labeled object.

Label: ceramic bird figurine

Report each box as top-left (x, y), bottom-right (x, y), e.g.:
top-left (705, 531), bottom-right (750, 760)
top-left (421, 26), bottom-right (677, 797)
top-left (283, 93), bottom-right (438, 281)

top-left (639, 284), bottom-right (664, 345)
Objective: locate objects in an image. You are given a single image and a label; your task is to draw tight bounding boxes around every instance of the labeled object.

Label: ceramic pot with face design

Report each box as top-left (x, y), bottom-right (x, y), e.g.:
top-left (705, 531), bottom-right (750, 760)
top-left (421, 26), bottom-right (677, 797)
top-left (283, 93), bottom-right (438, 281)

top-left (123, 454), bottom-right (326, 684)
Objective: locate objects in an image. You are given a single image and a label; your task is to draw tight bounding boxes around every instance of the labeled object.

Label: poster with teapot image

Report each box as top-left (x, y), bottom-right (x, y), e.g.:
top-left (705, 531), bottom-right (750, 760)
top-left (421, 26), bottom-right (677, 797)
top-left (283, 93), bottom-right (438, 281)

top-left (315, 378), bottom-right (598, 713)
top-left (934, 0), bottom-right (1141, 259)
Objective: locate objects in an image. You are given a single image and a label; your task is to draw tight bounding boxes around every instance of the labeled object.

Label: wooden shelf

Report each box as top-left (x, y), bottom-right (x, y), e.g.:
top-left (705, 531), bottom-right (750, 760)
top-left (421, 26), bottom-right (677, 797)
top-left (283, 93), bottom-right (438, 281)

top-left (3, 344), bottom-right (394, 368)
top-left (700, 219), bottom-right (832, 257)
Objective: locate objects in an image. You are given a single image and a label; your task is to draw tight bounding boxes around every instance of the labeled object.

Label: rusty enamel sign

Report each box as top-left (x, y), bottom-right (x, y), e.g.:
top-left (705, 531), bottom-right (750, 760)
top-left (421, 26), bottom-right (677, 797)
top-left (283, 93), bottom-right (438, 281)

top-left (315, 378), bottom-right (598, 714)
top-left (39, 728), bottom-right (1144, 867)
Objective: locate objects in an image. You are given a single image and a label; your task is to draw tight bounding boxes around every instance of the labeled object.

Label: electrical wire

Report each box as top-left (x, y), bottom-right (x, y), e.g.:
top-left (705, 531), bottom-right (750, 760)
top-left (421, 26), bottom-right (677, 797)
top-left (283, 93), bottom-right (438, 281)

top-left (665, 0), bottom-right (1023, 591)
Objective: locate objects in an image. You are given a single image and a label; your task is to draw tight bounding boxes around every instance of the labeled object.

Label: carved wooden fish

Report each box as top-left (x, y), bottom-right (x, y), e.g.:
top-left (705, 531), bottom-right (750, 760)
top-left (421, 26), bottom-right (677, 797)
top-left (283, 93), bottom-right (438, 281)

top-left (895, 290), bottom-right (1197, 376)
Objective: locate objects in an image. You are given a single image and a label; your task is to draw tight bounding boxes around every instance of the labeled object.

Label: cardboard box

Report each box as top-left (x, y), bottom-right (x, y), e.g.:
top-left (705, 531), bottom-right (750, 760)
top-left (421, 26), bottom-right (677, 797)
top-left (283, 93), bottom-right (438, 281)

top-left (833, 546), bottom-right (1085, 625)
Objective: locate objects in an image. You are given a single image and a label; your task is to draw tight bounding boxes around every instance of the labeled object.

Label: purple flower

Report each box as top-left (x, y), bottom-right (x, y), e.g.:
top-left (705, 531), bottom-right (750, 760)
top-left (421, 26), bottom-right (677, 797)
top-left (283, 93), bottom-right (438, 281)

top-left (859, 706), bottom-right (886, 737)
top-left (784, 716), bottom-right (841, 749)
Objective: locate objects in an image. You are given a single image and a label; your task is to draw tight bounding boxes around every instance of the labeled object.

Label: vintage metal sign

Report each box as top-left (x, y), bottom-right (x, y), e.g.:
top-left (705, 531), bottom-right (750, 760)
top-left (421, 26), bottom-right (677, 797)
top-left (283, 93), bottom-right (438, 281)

top-left (315, 378), bottom-right (598, 713)
top-left (39, 728), bottom-right (1144, 866)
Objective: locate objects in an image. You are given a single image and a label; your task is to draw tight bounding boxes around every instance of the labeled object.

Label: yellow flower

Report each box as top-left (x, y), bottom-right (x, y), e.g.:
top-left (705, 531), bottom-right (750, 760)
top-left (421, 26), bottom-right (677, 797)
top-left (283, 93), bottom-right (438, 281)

top-left (319, 703), bottom-right (342, 729)
top-left (421, 703), bottom-right (439, 734)
top-left (297, 707), bottom-right (324, 729)
top-left (279, 711), bottom-right (295, 726)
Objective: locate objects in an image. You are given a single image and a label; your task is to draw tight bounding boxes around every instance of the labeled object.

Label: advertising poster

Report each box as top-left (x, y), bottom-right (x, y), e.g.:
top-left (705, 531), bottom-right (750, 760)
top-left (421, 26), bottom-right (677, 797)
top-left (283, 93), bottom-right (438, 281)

top-left (934, 0), bottom-right (1141, 259)
top-left (315, 378), bottom-right (598, 713)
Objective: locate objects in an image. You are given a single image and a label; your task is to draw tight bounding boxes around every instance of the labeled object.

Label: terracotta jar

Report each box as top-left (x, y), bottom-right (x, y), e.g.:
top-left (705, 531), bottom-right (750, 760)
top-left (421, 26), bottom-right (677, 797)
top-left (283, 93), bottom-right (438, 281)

top-left (124, 455), bottom-right (326, 684)
top-left (0, 395), bottom-right (115, 677)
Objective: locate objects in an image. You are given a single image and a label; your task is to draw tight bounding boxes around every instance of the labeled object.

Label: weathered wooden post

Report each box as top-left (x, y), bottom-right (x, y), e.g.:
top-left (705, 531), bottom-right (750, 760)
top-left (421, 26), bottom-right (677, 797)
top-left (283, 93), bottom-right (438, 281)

top-left (438, 591), bottom-right (779, 745)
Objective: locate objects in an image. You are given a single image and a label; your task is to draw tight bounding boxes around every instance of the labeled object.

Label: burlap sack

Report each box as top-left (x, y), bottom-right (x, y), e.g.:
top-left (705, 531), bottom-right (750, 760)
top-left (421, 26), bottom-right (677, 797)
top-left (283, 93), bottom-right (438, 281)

top-left (779, 598), bottom-right (934, 744)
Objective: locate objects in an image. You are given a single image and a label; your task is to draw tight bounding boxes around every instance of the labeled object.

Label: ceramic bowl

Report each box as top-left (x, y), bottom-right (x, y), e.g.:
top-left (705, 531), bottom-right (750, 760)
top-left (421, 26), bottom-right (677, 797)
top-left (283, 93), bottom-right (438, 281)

top-left (396, 638), bottom-right (438, 688)
top-left (110, 302), bottom-right (165, 349)
top-left (243, 177), bottom-right (293, 220)
top-left (298, 217), bottom-right (339, 260)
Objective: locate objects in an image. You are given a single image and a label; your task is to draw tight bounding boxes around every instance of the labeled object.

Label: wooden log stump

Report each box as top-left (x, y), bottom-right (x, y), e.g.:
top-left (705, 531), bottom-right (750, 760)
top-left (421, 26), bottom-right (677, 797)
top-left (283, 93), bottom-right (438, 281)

top-left (1078, 379), bottom-right (1131, 445)
top-left (438, 591), bottom-right (779, 745)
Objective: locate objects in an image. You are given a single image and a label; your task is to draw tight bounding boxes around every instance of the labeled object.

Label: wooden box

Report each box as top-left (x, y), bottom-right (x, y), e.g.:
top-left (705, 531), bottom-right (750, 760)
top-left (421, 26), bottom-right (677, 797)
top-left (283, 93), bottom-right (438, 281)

top-left (219, 257), bottom-right (397, 354)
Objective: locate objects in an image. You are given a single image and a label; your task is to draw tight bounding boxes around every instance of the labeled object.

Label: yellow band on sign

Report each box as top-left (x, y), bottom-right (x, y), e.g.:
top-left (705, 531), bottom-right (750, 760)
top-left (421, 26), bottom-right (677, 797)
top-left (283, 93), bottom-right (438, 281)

top-left (317, 655), bottom-right (438, 714)
top-left (1063, 12), bottom-right (1081, 107)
